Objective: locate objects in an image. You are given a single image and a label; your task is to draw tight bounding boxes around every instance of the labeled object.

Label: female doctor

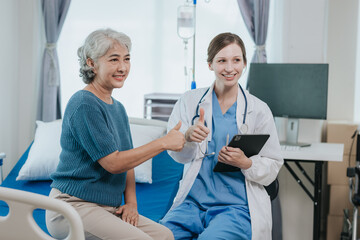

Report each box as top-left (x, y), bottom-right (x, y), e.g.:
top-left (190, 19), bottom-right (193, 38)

top-left (160, 32), bottom-right (283, 240)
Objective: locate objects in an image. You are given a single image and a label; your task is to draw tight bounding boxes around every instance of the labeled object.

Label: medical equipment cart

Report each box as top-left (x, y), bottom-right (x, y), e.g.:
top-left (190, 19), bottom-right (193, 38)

top-left (144, 93), bottom-right (181, 121)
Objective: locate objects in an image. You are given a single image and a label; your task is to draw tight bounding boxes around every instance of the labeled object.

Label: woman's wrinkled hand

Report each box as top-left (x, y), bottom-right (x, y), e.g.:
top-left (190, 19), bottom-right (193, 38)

top-left (163, 121), bottom-right (186, 152)
top-left (116, 202), bottom-right (139, 226)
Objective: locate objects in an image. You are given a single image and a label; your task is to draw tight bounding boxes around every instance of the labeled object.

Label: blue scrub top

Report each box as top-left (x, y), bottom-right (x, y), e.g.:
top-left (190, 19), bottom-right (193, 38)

top-left (186, 91), bottom-right (249, 211)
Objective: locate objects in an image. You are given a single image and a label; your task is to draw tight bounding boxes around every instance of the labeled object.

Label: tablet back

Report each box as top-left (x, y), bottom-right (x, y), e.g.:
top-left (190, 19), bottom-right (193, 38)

top-left (213, 134), bottom-right (270, 172)
top-left (229, 134), bottom-right (270, 157)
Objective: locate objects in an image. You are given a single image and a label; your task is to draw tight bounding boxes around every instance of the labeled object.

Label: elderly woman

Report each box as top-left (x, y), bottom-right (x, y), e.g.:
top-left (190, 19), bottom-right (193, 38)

top-left (46, 28), bottom-right (184, 240)
top-left (160, 32), bottom-right (283, 240)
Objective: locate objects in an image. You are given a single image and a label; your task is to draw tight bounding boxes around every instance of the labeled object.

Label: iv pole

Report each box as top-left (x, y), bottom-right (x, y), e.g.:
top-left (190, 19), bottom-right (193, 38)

top-left (178, 0), bottom-right (210, 90)
top-left (191, 0), bottom-right (197, 89)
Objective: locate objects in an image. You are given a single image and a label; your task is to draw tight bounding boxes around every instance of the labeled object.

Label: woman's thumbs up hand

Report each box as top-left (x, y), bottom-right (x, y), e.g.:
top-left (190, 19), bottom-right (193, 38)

top-left (185, 107), bottom-right (210, 142)
top-left (163, 121), bottom-right (186, 152)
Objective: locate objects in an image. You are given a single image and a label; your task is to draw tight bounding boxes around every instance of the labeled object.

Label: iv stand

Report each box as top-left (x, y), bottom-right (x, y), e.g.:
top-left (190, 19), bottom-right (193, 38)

top-left (177, 0), bottom-right (196, 90)
top-left (178, 0), bottom-right (205, 90)
top-left (191, 0), bottom-right (197, 89)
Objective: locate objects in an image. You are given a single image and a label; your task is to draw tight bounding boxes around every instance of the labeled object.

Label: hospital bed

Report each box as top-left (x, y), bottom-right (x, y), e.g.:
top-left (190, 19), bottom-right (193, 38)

top-left (0, 118), bottom-right (183, 236)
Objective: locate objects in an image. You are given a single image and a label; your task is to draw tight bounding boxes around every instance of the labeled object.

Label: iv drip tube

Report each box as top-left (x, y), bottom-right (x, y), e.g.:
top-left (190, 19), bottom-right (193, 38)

top-left (183, 41), bottom-right (190, 90)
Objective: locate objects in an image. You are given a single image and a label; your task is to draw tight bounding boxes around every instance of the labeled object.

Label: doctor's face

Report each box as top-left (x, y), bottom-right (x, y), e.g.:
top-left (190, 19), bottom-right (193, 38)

top-left (209, 43), bottom-right (246, 88)
top-left (90, 42), bottom-right (130, 91)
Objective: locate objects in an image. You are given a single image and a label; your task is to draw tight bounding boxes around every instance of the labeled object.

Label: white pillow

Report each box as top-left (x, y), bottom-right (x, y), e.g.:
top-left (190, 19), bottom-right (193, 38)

top-left (130, 123), bottom-right (167, 183)
top-left (16, 118), bottom-right (167, 183)
top-left (16, 120), bottom-right (62, 181)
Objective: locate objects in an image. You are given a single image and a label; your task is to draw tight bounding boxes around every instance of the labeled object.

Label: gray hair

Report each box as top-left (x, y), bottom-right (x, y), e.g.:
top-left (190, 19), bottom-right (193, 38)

top-left (77, 28), bottom-right (132, 84)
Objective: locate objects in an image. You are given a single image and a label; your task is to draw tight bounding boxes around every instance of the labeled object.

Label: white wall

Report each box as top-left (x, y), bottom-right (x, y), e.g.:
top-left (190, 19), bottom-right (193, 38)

top-left (326, 0), bottom-right (359, 122)
top-left (17, 1), bottom-right (43, 157)
top-left (0, 0), bottom-right (42, 179)
top-left (356, 2), bottom-right (360, 123)
top-left (0, 0), bottom-right (19, 180)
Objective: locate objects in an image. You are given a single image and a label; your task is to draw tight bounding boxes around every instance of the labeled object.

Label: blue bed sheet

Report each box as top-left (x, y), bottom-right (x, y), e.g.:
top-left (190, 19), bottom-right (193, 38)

top-left (135, 150), bottom-right (184, 221)
top-left (0, 145), bottom-right (183, 234)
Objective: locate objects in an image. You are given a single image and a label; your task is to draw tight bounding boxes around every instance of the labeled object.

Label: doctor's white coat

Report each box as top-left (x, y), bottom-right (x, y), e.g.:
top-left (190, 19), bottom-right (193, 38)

top-left (166, 83), bottom-right (284, 240)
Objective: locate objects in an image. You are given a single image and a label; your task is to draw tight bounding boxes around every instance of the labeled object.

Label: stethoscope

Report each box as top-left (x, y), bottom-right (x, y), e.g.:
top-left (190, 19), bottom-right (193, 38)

top-left (192, 83), bottom-right (249, 159)
top-left (191, 83), bottom-right (249, 134)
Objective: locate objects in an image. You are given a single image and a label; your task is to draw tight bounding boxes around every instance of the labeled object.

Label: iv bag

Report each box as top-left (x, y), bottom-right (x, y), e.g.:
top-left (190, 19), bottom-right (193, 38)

top-left (177, 4), bottom-right (195, 41)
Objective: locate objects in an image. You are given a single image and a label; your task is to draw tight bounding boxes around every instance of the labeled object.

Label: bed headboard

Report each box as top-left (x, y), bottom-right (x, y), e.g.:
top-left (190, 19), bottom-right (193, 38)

top-left (129, 117), bottom-right (167, 128)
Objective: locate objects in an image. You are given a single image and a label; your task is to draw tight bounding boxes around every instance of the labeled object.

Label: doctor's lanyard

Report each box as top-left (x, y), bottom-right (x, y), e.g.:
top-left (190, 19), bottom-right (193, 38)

top-left (191, 83), bottom-right (249, 134)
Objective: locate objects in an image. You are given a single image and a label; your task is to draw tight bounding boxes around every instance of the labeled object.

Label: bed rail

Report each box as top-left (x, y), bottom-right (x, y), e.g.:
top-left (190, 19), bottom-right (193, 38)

top-left (0, 186), bottom-right (85, 240)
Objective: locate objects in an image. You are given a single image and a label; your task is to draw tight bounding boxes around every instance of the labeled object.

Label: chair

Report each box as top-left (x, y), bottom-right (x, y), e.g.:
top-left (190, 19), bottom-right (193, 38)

top-left (0, 186), bottom-right (85, 240)
top-left (265, 178), bottom-right (279, 201)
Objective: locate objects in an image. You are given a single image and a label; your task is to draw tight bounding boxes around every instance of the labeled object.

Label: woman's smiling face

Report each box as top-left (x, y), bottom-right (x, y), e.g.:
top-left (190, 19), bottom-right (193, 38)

top-left (90, 42), bottom-right (131, 91)
top-left (209, 43), bottom-right (246, 88)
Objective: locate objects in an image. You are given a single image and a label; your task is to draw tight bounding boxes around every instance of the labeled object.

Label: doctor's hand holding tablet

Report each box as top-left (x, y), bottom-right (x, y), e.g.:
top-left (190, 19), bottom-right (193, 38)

top-left (218, 138), bottom-right (252, 170)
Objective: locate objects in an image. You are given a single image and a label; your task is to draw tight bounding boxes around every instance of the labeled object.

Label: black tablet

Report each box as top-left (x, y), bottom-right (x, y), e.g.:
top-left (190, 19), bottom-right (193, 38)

top-left (213, 134), bottom-right (270, 172)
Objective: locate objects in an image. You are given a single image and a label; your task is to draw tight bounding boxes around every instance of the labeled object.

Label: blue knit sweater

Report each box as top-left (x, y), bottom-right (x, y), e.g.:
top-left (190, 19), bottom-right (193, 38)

top-left (51, 90), bottom-right (132, 207)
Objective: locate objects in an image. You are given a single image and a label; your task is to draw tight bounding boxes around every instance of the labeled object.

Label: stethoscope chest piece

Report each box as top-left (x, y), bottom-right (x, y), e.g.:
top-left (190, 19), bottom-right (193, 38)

top-left (240, 123), bottom-right (248, 134)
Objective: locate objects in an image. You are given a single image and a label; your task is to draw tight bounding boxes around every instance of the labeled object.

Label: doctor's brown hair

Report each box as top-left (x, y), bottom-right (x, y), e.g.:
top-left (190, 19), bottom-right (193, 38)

top-left (207, 32), bottom-right (247, 66)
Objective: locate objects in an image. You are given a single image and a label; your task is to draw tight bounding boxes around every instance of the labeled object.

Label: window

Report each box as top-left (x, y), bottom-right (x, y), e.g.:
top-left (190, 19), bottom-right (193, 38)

top-left (58, 0), bottom-right (258, 117)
